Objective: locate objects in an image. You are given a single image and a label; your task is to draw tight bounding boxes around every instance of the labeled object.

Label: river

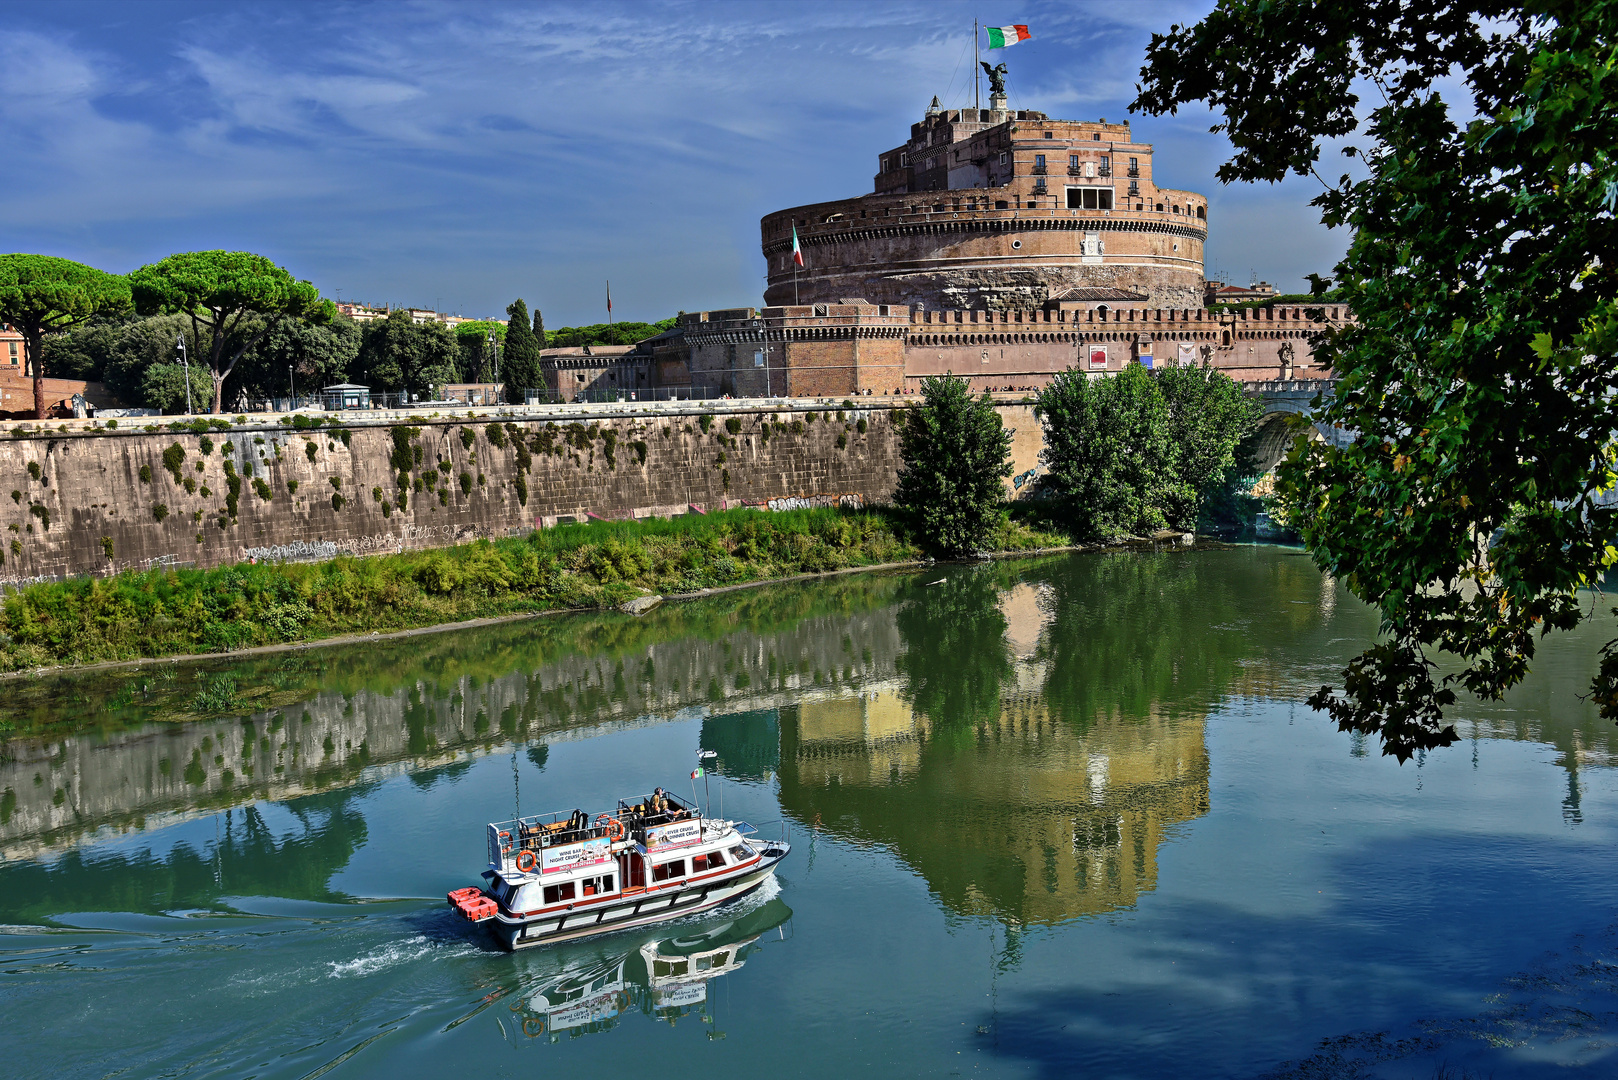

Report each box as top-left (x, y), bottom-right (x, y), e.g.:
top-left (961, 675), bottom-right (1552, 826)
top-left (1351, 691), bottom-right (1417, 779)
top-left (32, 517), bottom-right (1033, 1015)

top-left (2, 545), bottom-right (1615, 1078)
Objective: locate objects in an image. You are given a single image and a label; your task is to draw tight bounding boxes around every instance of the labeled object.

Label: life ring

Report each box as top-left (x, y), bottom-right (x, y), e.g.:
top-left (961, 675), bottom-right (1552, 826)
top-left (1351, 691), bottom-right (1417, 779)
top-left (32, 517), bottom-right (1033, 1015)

top-left (515, 849), bottom-right (538, 872)
top-left (596, 814), bottom-right (625, 841)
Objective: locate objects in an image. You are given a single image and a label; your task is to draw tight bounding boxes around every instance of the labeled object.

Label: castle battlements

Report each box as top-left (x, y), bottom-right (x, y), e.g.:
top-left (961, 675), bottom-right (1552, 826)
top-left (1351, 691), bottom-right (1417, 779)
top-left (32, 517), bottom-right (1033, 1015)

top-left (762, 102), bottom-right (1208, 312)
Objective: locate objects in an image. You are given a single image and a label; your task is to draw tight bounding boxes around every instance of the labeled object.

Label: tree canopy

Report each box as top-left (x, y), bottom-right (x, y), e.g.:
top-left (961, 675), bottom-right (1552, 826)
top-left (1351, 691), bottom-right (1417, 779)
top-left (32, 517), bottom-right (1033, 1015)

top-left (501, 299), bottom-right (543, 403)
top-left (128, 251), bottom-right (332, 413)
top-left (894, 375), bottom-right (1013, 556)
top-left (546, 318), bottom-right (677, 349)
top-left (453, 320), bottom-right (505, 383)
top-left (355, 310), bottom-right (456, 399)
top-left (0, 254), bottom-right (132, 417)
top-left (1134, 0), bottom-right (1618, 758)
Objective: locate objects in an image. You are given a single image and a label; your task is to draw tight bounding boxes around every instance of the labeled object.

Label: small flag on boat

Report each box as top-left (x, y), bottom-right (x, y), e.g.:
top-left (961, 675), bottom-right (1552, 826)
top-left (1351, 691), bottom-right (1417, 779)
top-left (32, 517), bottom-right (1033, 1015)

top-left (792, 225), bottom-right (804, 267)
top-left (691, 767), bottom-right (704, 780)
top-left (986, 25), bottom-right (1031, 48)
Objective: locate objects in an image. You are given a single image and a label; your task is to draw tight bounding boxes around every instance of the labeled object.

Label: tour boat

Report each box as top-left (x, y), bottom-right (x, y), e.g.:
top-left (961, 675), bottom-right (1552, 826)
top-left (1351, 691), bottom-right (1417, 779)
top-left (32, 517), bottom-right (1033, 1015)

top-left (449, 787), bottom-right (789, 951)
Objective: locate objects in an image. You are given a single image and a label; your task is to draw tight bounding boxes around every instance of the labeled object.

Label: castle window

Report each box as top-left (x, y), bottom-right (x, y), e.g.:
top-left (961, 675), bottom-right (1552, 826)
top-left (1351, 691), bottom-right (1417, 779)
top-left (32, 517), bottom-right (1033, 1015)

top-left (1196, 206), bottom-right (1205, 219)
top-left (1044, 131), bottom-right (1053, 138)
top-left (1066, 187), bottom-right (1113, 210)
top-left (999, 152), bottom-right (1008, 164)
top-left (994, 200), bottom-right (1008, 210)
top-left (1093, 133), bottom-right (1101, 140)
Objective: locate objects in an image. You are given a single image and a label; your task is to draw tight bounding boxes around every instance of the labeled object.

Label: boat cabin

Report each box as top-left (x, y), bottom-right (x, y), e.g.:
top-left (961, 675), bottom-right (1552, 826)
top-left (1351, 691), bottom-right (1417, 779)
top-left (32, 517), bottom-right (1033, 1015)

top-left (485, 792), bottom-right (760, 918)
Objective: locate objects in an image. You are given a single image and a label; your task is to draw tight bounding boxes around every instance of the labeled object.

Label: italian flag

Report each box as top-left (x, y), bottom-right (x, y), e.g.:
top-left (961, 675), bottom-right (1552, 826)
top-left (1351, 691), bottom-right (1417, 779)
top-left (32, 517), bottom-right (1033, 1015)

top-left (986, 25), bottom-right (1031, 48)
top-left (792, 225), bottom-right (804, 267)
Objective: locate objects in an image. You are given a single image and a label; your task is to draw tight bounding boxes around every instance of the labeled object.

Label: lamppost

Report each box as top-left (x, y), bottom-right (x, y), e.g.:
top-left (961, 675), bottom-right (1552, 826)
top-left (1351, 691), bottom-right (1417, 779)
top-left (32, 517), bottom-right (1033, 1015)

top-left (288, 365), bottom-right (296, 411)
top-left (175, 332), bottom-right (194, 416)
top-left (487, 330), bottom-right (498, 404)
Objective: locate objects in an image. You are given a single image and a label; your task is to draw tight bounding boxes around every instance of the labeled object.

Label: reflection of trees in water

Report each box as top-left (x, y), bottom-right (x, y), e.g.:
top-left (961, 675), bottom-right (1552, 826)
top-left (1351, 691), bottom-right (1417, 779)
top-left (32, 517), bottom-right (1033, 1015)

top-left (700, 709), bottom-right (779, 781)
top-left (0, 571), bottom-right (910, 741)
top-left (894, 565), bottom-right (1018, 741)
top-left (0, 571), bottom-right (909, 857)
top-left (0, 786), bottom-right (371, 922)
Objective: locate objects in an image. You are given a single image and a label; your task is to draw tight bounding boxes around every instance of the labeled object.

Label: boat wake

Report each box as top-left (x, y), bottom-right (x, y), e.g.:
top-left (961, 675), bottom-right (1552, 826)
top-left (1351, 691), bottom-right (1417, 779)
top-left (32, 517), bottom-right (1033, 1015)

top-left (326, 934), bottom-right (478, 979)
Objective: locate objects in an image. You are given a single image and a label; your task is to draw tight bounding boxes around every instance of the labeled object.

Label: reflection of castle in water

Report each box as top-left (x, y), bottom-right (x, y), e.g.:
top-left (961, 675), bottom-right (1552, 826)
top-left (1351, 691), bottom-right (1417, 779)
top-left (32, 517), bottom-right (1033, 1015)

top-left (778, 688), bottom-right (1209, 926)
top-left (762, 582), bottom-right (1212, 926)
top-left (514, 898), bottom-right (792, 1041)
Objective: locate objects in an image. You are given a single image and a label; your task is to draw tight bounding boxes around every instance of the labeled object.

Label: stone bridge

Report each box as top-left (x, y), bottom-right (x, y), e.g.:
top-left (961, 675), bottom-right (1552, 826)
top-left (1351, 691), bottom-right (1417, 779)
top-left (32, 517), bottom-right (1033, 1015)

top-left (1243, 378), bottom-right (1344, 472)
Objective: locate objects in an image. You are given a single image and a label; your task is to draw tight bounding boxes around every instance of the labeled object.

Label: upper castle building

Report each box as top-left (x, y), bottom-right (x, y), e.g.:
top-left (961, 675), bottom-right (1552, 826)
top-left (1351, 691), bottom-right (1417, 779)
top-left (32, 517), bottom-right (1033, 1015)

top-left (761, 96), bottom-right (1207, 312)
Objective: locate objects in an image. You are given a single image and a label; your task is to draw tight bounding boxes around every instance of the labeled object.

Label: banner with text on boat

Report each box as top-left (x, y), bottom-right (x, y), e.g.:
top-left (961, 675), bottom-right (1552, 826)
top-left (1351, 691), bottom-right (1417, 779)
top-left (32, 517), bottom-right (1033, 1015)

top-left (540, 835), bottom-right (613, 874)
top-left (644, 819), bottom-right (702, 851)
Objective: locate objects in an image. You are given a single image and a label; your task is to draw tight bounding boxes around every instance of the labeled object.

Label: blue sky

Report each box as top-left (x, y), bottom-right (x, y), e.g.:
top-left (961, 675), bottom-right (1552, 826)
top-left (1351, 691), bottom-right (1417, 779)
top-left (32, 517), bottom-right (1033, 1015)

top-left (0, 0), bottom-right (1347, 326)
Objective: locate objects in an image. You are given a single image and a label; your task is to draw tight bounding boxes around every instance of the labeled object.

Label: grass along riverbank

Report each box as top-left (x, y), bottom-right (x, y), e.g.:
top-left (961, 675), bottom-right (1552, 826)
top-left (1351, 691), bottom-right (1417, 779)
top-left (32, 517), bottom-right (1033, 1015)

top-left (0, 507), bottom-right (1063, 670)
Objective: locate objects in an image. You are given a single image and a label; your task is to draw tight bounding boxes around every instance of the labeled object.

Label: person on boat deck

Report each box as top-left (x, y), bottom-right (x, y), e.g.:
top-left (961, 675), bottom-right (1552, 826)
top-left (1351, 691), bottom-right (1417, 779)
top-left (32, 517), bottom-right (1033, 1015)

top-left (651, 788), bottom-right (668, 819)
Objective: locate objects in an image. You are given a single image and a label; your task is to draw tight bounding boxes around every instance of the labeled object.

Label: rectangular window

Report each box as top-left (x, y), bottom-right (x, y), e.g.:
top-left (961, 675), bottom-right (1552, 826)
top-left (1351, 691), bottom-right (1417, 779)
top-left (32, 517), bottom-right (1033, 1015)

top-left (651, 858), bottom-right (687, 882)
top-left (1034, 154), bottom-right (1045, 168)
top-left (692, 850), bottom-right (727, 873)
top-left (729, 844), bottom-right (754, 861)
top-left (542, 881), bottom-right (576, 905)
top-left (999, 152), bottom-right (1008, 164)
top-left (1066, 187), bottom-right (1114, 210)
top-left (7, 343), bottom-right (15, 364)
top-left (580, 874), bottom-right (614, 897)
top-left (1069, 155), bottom-right (1079, 170)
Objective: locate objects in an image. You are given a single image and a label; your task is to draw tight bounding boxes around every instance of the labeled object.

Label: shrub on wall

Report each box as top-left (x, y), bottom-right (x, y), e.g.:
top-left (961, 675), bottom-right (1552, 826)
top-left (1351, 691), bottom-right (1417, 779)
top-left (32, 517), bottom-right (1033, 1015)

top-left (152, 504), bottom-right (169, 522)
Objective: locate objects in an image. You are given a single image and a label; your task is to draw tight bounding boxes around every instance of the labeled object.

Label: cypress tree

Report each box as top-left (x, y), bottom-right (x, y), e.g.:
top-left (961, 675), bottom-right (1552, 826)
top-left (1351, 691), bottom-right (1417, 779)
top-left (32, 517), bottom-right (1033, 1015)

top-left (502, 298), bottom-right (542, 404)
top-left (532, 307), bottom-right (546, 349)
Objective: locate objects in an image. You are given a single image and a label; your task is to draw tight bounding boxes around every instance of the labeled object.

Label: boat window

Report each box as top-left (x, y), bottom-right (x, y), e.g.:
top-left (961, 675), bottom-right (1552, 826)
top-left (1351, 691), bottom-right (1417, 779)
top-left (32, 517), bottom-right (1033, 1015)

top-left (729, 844), bottom-right (755, 861)
top-left (692, 850), bottom-right (726, 872)
top-left (651, 859), bottom-right (687, 882)
top-left (581, 874), bottom-right (615, 897)
top-left (542, 881), bottom-right (576, 905)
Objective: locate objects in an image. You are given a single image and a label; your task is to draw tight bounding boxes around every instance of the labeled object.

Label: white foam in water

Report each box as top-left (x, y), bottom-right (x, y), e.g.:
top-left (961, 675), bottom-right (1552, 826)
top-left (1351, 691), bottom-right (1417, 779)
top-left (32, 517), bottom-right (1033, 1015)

top-left (326, 934), bottom-right (476, 979)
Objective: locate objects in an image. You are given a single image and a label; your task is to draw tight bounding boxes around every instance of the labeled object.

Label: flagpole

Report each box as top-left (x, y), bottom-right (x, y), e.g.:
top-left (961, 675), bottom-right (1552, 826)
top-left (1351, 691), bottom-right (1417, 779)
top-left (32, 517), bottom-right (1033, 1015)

top-left (974, 18), bottom-right (980, 109)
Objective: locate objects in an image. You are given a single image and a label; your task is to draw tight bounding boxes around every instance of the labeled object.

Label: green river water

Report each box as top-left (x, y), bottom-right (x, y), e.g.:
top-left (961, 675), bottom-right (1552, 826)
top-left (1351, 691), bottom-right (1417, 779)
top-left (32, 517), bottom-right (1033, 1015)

top-left (2, 545), bottom-right (1616, 1078)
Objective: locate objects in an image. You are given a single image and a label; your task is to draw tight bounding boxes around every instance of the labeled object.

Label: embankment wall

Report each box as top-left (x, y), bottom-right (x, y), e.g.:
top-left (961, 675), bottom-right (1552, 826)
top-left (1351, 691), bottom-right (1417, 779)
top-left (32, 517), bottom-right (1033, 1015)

top-left (2, 401), bottom-right (1037, 585)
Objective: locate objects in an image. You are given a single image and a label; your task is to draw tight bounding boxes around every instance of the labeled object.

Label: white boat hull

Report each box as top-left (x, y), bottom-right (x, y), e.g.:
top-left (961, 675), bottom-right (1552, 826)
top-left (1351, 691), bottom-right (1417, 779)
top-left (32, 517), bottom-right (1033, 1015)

top-left (489, 847), bottom-right (787, 951)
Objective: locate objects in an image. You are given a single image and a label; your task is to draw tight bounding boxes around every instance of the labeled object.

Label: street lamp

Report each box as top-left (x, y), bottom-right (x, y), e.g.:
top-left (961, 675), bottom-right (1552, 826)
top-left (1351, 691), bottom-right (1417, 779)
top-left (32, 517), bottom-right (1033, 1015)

top-left (175, 332), bottom-right (194, 416)
top-left (288, 365), bottom-right (296, 411)
top-left (487, 330), bottom-right (499, 405)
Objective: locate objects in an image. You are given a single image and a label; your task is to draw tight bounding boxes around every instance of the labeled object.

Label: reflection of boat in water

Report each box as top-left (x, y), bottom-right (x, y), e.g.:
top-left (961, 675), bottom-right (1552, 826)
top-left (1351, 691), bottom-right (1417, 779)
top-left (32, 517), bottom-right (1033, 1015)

top-left (451, 775), bottom-right (789, 950)
top-left (517, 898), bottom-right (792, 1040)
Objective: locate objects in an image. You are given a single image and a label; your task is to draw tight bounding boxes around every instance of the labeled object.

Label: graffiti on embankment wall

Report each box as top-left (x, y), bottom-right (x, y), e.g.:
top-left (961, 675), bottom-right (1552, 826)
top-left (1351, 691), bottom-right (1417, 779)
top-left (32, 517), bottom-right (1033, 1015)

top-left (0, 407), bottom-right (923, 581)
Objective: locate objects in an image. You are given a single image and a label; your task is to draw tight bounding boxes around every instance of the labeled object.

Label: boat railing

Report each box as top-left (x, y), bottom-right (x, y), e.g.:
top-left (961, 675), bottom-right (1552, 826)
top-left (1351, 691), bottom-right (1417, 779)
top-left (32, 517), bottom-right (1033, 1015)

top-left (488, 808), bottom-right (624, 870)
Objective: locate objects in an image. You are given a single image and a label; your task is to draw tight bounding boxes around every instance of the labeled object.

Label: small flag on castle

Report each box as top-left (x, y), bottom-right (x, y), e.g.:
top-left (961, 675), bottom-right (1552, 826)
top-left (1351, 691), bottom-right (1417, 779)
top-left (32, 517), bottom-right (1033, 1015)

top-left (986, 25), bottom-right (1032, 48)
top-left (792, 225), bottom-right (804, 267)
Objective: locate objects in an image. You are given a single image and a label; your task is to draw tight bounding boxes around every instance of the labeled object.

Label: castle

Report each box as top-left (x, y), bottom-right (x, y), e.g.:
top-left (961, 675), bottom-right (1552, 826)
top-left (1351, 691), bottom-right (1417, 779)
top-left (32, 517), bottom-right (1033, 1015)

top-left (540, 89), bottom-right (1344, 402)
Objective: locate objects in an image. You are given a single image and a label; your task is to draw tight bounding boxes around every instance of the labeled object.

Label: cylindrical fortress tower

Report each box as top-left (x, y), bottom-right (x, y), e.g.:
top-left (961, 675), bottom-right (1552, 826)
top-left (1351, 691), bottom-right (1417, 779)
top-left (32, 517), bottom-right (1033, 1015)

top-left (762, 105), bottom-right (1206, 312)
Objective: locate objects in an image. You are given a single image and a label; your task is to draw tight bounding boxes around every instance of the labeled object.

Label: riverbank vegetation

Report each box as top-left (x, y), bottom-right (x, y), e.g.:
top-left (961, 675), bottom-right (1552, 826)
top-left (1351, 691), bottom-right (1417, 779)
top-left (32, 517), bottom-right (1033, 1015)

top-left (1034, 365), bottom-right (1260, 540)
top-left (0, 506), bottom-right (1060, 671)
top-left (1137, 0), bottom-right (1618, 756)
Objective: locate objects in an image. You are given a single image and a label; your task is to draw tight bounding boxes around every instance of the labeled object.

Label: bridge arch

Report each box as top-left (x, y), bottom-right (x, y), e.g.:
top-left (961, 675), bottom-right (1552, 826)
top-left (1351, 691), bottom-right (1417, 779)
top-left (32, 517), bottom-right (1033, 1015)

top-left (1245, 381), bottom-right (1343, 473)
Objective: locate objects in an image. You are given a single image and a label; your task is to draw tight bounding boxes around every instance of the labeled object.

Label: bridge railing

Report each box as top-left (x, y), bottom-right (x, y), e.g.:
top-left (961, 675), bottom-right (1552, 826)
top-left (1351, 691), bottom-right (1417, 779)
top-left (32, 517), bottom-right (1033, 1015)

top-left (1243, 378), bottom-right (1338, 394)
